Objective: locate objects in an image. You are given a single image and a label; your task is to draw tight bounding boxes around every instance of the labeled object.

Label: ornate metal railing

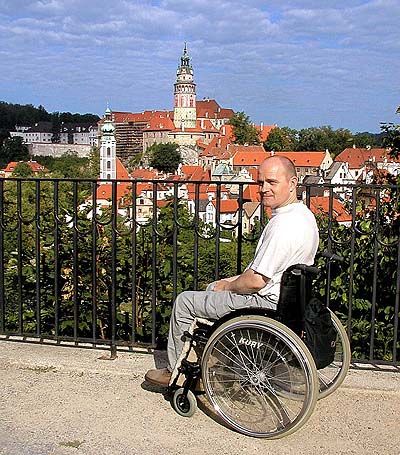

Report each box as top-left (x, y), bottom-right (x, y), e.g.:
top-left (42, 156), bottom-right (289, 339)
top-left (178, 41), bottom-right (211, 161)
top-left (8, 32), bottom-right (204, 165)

top-left (0, 177), bottom-right (398, 365)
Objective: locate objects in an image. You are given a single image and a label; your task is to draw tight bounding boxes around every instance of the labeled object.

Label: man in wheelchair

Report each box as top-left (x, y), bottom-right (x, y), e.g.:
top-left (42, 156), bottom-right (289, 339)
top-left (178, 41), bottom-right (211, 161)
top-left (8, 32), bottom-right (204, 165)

top-left (145, 155), bottom-right (319, 387)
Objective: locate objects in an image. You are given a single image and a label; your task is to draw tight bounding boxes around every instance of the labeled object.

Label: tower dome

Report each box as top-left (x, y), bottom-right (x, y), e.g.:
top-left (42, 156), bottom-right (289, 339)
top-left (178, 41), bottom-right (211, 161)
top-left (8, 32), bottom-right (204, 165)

top-left (101, 121), bottom-right (115, 135)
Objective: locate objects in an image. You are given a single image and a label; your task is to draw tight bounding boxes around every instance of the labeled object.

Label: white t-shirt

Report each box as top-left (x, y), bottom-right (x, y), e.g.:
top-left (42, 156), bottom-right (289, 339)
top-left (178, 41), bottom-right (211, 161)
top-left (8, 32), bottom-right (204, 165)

top-left (247, 202), bottom-right (319, 303)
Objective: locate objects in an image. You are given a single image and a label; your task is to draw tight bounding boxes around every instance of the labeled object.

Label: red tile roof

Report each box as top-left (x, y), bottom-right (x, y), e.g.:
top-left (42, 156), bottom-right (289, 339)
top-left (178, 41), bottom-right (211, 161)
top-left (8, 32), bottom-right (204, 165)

top-left (256, 125), bottom-right (276, 142)
top-left (308, 197), bottom-right (351, 223)
top-left (271, 151), bottom-right (327, 167)
top-left (93, 182), bottom-right (132, 204)
top-left (172, 119), bottom-right (218, 133)
top-left (334, 148), bottom-right (399, 168)
top-left (212, 199), bottom-right (239, 213)
top-left (130, 168), bottom-right (158, 180)
top-left (200, 133), bottom-right (235, 159)
top-left (99, 110), bottom-right (174, 125)
top-left (186, 183), bottom-right (210, 200)
top-left (248, 168), bottom-right (258, 180)
top-left (243, 183), bottom-right (260, 202)
top-left (180, 165), bottom-right (211, 181)
top-left (116, 158), bottom-right (130, 180)
top-left (3, 160), bottom-right (48, 174)
top-left (196, 100), bottom-right (234, 120)
top-left (232, 148), bottom-right (268, 166)
top-left (145, 113), bottom-right (175, 131)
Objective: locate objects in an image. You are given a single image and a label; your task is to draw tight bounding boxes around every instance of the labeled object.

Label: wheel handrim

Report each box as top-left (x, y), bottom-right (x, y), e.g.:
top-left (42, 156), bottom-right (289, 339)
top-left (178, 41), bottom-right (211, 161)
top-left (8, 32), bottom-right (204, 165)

top-left (202, 317), bottom-right (318, 438)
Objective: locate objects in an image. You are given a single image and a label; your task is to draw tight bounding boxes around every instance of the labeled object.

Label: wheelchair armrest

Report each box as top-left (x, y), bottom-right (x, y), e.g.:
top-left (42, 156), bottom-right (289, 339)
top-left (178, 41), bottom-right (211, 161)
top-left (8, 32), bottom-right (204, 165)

top-left (286, 264), bottom-right (320, 276)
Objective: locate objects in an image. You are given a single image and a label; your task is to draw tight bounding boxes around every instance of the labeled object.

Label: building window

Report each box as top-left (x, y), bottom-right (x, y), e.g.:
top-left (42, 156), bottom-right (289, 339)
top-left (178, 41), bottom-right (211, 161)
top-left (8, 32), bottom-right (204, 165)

top-left (107, 147), bottom-right (111, 157)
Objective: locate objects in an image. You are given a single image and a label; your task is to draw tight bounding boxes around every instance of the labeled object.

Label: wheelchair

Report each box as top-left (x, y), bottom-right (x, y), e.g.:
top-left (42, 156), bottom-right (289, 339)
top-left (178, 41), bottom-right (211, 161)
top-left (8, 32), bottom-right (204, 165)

top-left (167, 254), bottom-right (351, 439)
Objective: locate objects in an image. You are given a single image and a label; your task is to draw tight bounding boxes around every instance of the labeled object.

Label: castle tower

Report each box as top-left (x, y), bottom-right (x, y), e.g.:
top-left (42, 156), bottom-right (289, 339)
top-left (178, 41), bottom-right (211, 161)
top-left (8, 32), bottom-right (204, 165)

top-left (173, 43), bottom-right (197, 129)
top-left (100, 106), bottom-right (116, 181)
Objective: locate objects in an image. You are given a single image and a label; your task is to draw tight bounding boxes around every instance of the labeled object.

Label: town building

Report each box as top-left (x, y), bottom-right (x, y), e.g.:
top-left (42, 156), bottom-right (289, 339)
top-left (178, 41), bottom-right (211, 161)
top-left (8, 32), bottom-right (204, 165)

top-left (10, 122), bottom-right (98, 147)
top-left (99, 44), bottom-right (234, 166)
top-left (1, 160), bottom-right (49, 177)
top-left (335, 147), bottom-right (400, 183)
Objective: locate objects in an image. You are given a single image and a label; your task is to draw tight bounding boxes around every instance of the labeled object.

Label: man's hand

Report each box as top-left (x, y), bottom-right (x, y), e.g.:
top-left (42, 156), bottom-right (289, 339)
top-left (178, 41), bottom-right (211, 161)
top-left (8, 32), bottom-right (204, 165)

top-left (213, 279), bottom-right (231, 292)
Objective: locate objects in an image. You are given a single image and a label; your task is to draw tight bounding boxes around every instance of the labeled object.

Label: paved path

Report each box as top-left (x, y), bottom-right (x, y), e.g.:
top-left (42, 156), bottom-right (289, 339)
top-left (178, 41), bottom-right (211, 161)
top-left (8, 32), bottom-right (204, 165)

top-left (0, 339), bottom-right (399, 455)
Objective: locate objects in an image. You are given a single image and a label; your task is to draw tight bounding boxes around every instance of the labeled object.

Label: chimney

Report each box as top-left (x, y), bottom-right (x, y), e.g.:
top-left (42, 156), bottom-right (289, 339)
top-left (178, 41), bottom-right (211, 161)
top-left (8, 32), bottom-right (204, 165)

top-left (260, 121), bottom-right (263, 130)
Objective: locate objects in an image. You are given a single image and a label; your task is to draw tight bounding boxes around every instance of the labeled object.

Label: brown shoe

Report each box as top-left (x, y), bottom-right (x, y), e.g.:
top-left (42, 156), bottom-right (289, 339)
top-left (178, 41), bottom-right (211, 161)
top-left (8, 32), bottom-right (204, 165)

top-left (145, 368), bottom-right (172, 387)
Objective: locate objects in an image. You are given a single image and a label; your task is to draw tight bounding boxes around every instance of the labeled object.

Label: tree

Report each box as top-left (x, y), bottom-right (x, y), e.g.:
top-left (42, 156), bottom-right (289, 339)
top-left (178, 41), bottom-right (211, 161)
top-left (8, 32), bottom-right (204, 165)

top-left (0, 136), bottom-right (30, 167)
top-left (295, 126), bottom-right (352, 156)
top-left (352, 132), bottom-right (380, 148)
top-left (11, 162), bottom-right (35, 177)
top-left (228, 112), bottom-right (260, 145)
top-left (263, 126), bottom-right (298, 151)
top-left (381, 106), bottom-right (400, 160)
top-left (87, 146), bottom-right (100, 178)
top-left (148, 143), bottom-right (181, 173)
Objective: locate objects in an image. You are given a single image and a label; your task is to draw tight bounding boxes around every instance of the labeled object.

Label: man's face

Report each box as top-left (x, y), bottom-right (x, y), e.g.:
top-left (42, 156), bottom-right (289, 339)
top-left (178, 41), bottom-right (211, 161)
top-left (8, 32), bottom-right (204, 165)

top-left (257, 159), bottom-right (297, 209)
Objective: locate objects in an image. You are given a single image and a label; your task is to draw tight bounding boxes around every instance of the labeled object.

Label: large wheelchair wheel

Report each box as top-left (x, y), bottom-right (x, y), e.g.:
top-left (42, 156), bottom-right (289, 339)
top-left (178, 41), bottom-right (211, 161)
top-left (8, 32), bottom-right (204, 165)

top-left (201, 315), bottom-right (319, 439)
top-left (317, 310), bottom-right (351, 399)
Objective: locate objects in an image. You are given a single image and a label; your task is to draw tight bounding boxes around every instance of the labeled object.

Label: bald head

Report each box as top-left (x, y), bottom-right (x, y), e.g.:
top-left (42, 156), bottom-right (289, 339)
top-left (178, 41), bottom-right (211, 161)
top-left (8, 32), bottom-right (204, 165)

top-left (259, 155), bottom-right (297, 180)
top-left (257, 155), bottom-right (298, 209)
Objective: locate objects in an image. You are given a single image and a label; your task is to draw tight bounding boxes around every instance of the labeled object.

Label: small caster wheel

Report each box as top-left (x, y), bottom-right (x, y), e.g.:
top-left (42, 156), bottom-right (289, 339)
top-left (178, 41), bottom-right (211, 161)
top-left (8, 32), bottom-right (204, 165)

top-left (171, 388), bottom-right (197, 417)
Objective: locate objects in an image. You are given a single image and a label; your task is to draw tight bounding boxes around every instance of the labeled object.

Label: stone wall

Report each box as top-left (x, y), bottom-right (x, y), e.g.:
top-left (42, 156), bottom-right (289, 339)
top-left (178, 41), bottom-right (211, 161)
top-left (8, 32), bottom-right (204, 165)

top-left (29, 143), bottom-right (92, 158)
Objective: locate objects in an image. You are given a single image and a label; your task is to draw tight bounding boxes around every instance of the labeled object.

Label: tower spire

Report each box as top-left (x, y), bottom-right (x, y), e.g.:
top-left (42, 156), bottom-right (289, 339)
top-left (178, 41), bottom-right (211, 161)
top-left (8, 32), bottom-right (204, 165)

top-left (174, 43), bottom-right (197, 129)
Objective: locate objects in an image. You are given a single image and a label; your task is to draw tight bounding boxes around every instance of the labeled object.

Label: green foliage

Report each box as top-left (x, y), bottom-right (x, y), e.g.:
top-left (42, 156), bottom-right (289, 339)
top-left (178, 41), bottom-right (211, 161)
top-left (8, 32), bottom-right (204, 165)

top-left (0, 184), bottom-right (258, 346)
top-left (0, 136), bottom-right (30, 167)
top-left (263, 125), bottom-right (385, 156)
top-left (263, 126), bottom-right (297, 151)
top-left (1, 177), bottom-right (398, 360)
top-left (295, 125), bottom-right (353, 156)
top-left (0, 101), bottom-right (49, 131)
top-left (32, 151), bottom-right (98, 179)
top-left (148, 142), bottom-right (181, 173)
top-left (228, 112), bottom-right (260, 145)
top-left (381, 106), bottom-right (400, 160)
top-left (88, 146), bottom-right (100, 177)
top-left (0, 101), bottom-right (99, 130)
top-left (352, 131), bottom-right (381, 148)
top-left (127, 153), bottom-right (143, 172)
top-left (313, 185), bottom-right (399, 362)
top-left (11, 162), bottom-right (35, 177)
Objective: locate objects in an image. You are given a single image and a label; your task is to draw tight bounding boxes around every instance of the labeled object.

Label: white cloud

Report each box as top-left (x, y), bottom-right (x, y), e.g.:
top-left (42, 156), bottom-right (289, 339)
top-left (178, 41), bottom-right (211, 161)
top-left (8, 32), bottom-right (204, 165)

top-left (0, 0), bottom-right (398, 131)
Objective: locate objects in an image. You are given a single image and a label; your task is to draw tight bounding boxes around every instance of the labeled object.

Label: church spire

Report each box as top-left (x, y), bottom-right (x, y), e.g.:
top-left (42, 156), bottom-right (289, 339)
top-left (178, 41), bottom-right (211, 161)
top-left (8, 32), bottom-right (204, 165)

top-left (180, 42), bottom-right (190, 68)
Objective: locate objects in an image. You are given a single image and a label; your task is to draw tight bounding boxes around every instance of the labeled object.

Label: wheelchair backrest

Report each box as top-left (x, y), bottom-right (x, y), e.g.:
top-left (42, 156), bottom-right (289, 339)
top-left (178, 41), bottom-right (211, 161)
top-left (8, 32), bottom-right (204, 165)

top-left (277, 264), bottom-right (319, 331)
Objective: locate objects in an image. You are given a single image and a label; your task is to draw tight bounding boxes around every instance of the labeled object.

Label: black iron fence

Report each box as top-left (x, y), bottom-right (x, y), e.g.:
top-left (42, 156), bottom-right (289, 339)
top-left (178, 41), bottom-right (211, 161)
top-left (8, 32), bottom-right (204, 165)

top-left (0, 176), bottom-right (399, 365)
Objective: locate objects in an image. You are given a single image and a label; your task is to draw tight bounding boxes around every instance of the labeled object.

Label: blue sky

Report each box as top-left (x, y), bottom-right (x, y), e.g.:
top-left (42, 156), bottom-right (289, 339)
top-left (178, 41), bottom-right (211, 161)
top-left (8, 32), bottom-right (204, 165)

top-left (0, 0), bottom-right (399, 133)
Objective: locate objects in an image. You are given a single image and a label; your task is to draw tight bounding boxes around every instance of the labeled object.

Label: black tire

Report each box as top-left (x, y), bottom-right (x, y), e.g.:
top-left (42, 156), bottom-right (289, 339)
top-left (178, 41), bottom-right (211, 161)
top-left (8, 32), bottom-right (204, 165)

top-left (317, 310), bottom-right (351, 399)
top-left (201, 315), bottom-right (318, 438)
top-left (171, 388), bottom-right (197, 417)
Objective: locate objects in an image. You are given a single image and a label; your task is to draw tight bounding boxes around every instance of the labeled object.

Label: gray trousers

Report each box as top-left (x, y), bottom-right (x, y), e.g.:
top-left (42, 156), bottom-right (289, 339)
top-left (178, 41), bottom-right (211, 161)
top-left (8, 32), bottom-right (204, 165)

top-left (167, 284), bottom-right (276, 371)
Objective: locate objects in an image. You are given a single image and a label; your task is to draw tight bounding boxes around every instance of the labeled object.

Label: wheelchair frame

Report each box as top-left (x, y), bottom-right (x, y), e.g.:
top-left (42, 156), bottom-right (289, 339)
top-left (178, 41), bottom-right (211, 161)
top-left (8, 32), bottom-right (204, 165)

top-left (167, 258), bottom-right (351, 438)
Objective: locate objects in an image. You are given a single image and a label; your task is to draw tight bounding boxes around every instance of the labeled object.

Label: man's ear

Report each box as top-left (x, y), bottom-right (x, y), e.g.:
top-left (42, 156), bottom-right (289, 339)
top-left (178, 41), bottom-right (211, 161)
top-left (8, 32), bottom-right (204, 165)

top-left (290, 176), bottom-right (298, 192)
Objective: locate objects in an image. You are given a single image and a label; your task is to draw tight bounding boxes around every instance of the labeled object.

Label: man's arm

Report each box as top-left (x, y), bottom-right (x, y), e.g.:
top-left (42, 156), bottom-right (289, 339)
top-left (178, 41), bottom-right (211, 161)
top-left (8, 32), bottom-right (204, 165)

top-left (213, 268), bottom-right (269, 294)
